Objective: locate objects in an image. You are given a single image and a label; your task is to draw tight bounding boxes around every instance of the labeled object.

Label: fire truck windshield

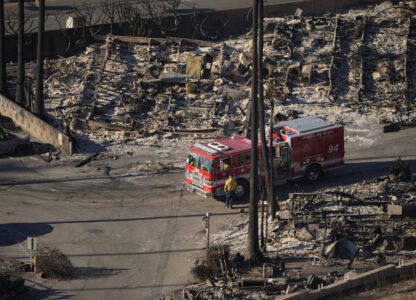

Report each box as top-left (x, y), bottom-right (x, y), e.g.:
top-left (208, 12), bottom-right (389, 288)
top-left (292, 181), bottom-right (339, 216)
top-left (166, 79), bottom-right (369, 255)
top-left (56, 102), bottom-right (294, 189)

top-left (186, 151), bottom-right (214, 173)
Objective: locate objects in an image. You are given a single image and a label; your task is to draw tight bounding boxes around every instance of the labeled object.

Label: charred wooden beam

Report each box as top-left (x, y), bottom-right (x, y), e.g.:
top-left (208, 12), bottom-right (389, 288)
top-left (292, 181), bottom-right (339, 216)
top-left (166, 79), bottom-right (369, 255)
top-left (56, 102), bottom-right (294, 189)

top-left (86, 39), bottom-right (110, 121)
top-left (85, 119), bottom-right (132, 131)
top-left (75, 152), bottom-right (99, 168)
top-left (163, 128), bottom-right (217, 133)
top-left (95, 35), bottom-right (218, 47)
top-left (388, 204), bottom-right (416, 217)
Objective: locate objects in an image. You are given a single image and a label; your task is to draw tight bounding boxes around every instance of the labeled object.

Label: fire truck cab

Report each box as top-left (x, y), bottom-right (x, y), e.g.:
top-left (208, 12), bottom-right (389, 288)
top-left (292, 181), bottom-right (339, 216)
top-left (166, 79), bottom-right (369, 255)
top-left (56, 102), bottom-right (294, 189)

top-left (185, 136), bottom-right (254, 198)
top-left (184, 116), bottom-right (344, 199)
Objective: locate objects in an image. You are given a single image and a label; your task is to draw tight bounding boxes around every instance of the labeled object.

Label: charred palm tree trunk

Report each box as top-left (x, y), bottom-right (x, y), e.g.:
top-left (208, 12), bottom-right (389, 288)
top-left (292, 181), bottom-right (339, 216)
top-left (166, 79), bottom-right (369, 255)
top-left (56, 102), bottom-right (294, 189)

top-left (34, 0), bottom-right (45, 115)
top-left (16, 0), bottom-right (24, 105)
top-left (245, 0), bottom-right (263, 264)
top-left (269, 95), bottom-right (276, 219)
top-left (0, 0), bottom-right (7, 96)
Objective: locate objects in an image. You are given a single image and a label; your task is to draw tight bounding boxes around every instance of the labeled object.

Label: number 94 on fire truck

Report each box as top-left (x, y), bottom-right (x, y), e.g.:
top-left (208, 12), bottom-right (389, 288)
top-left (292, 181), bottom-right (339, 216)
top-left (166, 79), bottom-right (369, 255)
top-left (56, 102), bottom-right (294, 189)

top-left (184, 115), bottom-right (344, 199)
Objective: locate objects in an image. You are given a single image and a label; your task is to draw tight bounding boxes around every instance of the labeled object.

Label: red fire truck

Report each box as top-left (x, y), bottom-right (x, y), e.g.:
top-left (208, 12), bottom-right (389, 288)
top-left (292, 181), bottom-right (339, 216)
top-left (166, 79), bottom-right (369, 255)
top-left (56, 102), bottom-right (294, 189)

top-left (184, 116), bottom-right (344, 198)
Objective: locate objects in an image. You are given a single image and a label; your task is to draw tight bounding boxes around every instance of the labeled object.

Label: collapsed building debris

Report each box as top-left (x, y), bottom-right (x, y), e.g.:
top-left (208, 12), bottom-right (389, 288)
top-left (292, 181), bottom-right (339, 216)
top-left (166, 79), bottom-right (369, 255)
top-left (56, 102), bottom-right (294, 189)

top-left (0, 256), bottom-right (28, 299)
top-left (44, 35), bottom-right (225, 153)
top-left (0, 115), bottom-right (55, 156)
top-left (0, 274), bottom-right (26, 300)
top-left (272, 175), bottom-right (416, 259)
top-left (388, 157), bottom-right (412, 181)
top-left (37, 3), bottom-right (416, 155)
top-left (170, 160), bottom-right (416, 299)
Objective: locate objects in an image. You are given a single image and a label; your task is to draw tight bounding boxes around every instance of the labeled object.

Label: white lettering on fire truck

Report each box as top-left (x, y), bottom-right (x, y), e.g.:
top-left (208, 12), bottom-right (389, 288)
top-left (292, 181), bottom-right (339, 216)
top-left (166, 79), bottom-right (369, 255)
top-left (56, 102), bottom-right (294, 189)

top-left (328, 144), bottom-right (339, 154)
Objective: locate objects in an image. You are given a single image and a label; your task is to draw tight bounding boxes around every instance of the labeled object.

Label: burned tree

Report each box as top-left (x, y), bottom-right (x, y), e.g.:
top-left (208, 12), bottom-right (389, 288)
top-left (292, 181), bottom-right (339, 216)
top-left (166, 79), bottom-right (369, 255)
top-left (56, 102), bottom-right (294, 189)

top-left (267, 83), bottom-right (276, 219)
top-left (53, 13), bottom-right (78, 53)
top-left (140, 0), bottom-right (182, 36)
top-left (74, 0), bottom-right (105, 44)
top-left (16, 0), bottom-right (24, 105)
top-left (101, 0), bottom-right (119, 34)
top-left (163, 0), bottom-right (182, 34)
top-left (245, 0), bottom-right (263, 264)
top-left (0, 0), bottom-right (7, 95)
top-left (115, 0), bottom-right (183, 37)
top-left (34, 0), bottom-right (45, 116)
top-left (117, 1), bottom-right (146, 37)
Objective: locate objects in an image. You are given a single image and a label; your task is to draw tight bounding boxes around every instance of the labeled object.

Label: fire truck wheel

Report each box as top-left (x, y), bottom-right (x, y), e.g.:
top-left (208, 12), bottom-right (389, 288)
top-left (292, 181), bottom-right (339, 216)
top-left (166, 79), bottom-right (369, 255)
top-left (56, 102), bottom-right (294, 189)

top-left (305, 164), bottom-right (322, 183)
top-left (236, 179), bottom-right (249, 199)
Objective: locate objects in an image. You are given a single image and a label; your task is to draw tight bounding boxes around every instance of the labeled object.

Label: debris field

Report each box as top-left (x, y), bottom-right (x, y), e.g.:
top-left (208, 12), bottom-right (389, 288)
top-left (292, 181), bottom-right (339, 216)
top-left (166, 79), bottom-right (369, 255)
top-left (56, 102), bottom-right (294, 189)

top-left (1, 1), bottom-right (416, 300)
top-left (39, 2), bottom-right (416, 155)
top-left (174, 160), bottom-right (416, 299)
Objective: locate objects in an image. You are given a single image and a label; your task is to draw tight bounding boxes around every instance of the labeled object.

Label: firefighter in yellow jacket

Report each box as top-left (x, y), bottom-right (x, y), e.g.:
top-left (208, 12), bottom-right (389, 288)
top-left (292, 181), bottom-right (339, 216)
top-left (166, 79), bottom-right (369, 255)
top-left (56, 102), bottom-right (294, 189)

top-left (224, 175), bottom-right (237, 209)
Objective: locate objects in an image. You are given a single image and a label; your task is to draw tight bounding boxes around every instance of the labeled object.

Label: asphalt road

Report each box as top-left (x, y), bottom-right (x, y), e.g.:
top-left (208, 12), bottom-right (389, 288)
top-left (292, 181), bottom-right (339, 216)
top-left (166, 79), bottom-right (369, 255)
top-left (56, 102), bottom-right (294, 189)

top-left (0, 126), bottom-right (416, 299)
top-left (0, 154), bottom-right (237, 299)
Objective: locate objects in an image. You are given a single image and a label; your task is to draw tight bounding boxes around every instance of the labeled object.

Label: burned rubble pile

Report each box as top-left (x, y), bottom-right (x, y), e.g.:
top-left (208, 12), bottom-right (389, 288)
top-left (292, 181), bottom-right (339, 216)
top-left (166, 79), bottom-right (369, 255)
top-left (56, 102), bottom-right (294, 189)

top-left (172, 161), bottom-right (416, 299)
top-left (0, 274), bottom-right (26, 300)
top-left (0, 116), bottom-right (57, 156)
top-left (44, 36), bottom-right (233, 153)
top-left (0, 117), bottom-right (28, 155)
top-left (42, 2), bottom-right (416, 154)
top-left (273, 169), bottom-right (415, 260)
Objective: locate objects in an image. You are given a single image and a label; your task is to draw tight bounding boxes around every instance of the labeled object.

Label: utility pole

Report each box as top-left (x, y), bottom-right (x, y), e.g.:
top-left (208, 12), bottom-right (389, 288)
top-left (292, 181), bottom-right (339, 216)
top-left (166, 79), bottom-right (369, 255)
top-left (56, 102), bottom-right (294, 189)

top-left (34, 0), bottom-right (45, 115)
top-left (16, 0), bottom-right (24, 105)
top-left (257, 0), bottom-right (272, 219)
top-left (245, 0), bottom-right (263, 264)
top-left (0, 0), bottom-right (7, 96)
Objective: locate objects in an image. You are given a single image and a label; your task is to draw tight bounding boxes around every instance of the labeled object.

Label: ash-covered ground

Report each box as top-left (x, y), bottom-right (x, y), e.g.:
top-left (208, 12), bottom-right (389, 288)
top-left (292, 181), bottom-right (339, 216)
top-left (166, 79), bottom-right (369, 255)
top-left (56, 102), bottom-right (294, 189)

top-left (4, 1), bottom-right (411, 162)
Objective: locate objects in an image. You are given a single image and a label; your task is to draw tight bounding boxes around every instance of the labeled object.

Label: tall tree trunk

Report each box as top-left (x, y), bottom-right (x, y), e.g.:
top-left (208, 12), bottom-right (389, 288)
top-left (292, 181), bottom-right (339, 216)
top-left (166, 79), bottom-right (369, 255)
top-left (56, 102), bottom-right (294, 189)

top-left (245, 0), bottom-right (263, 264)
top-left (0, 0), bottom-right (7, 95)
top-left (257, 0), bottom-right (267, 252)
top-left (269, 94), bottom-right (276, 219)
top-left (16, 0), bottom-right (24, 105)
top-left (257, 0), bottom-right (272, 216)
top-left (34, 0), bottom-right (44, 115)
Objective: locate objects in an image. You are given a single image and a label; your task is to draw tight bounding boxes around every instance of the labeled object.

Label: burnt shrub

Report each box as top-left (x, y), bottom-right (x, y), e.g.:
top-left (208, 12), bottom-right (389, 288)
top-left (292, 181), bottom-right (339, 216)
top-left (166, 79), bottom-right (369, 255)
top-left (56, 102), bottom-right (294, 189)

top-left (35, 245), bottom-right (75, 279)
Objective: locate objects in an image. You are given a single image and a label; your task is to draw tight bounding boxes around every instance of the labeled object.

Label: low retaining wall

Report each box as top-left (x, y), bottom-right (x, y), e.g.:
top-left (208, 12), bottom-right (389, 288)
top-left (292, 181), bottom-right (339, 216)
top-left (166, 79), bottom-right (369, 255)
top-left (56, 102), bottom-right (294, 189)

top-left (0, 94), bottom-right (72, 156)
top-left (278, 260), bottom-right (416, 300)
